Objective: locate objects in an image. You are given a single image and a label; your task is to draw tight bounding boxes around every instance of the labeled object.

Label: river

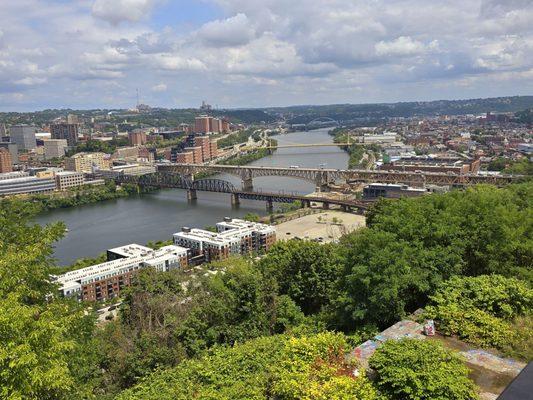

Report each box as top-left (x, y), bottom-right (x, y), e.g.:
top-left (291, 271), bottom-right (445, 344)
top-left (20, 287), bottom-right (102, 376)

top-left (36, 128), bottom-right (348, 265)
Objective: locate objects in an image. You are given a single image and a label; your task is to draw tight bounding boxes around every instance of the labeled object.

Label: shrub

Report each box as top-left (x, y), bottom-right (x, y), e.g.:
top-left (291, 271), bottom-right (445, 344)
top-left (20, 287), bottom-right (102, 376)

top-left (369, 338), bottom-right (478, 400)
top-left (425, 275), bottom-right (533, 349)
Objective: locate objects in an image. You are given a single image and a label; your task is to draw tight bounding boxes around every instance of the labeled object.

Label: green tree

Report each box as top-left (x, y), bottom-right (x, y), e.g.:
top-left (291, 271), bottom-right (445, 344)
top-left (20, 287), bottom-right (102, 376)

top-left (259, 240), bottom-right (342, 315)
top-left (0, 199), bottom-right (99, 399)
top-left (369, 338), bottom-right (478, 400)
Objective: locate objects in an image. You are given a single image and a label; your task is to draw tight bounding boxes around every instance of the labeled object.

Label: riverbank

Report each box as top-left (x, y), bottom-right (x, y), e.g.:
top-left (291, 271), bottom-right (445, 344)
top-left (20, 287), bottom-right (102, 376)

top-left (24, 181), bottom-right (149, 212)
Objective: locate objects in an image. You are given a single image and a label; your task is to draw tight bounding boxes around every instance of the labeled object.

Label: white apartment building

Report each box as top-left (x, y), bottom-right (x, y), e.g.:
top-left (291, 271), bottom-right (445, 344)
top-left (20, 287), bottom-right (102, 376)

top-left (55, 244), bottom-right (188, 301)
top-left (173, 218), bottom-right (276, 262)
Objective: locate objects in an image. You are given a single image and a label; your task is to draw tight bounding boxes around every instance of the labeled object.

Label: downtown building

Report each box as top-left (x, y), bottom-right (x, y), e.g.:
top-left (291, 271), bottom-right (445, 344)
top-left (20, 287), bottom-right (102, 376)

top-left (43, 139), bottom-right (68, 159)
top-left (55, 244), bottom-right (189, 301)
top-left (65, 152), bottom-right (109, 173)
top-left (50, 123), bottom-right (79, 147)
top-left (10, 125), bottom-right (37, 150)
top-left (0, 175), bottom-right (56, 196)
top-left (173, 218), bottom-right (276, 262)
top-left (0, 148), bottom-right (13, 173)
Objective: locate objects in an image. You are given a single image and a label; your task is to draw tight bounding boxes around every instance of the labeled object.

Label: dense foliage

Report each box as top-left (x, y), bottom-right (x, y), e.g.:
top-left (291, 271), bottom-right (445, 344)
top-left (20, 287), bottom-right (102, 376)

top-left (1, 181), bottom-right (532, 398)
top-left (332, 183), bottom-right (532, 330)
top-left (369, 339), bottom-right (478, 400)
top-left (259, 240), bottom-right (342, 315)
top-left (0, 200), bottom-right (98, 399)
top-left (27, 180), bottom-right (145, 212)
top-left (425, 275), bottom-right (533, 353)
top-left (66, 138), bottom-right (129, 156)
top-left (117, 332), bottom-right (377, 400)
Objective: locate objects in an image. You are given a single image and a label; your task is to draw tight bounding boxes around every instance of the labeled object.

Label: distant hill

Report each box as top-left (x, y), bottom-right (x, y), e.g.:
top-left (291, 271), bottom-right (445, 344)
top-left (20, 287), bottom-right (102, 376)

top-left (264, 96), bottom-right (533, 124)
top-left (1, 96), bottom-right (530, 126)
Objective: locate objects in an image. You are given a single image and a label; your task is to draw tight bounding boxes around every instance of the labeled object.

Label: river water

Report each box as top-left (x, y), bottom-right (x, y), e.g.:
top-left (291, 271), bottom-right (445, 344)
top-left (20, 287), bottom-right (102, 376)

top-left (36, 128), bottom-right (348, 265)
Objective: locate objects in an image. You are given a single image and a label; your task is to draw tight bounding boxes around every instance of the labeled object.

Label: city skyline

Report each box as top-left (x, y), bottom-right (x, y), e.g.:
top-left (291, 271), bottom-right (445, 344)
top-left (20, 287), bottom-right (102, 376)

top-left (0, 0), bottom-right (532, 111)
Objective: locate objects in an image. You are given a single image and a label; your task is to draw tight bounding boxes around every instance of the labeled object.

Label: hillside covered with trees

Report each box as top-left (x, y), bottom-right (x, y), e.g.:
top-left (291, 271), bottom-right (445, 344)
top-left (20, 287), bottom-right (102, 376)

top-left (0, 182), bottom-right (531, 399)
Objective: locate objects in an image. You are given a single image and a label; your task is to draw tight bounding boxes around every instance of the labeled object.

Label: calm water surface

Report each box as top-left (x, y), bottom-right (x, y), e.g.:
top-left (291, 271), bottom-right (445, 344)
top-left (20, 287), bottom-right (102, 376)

top-left (36, 128), bottom-right (348, 265)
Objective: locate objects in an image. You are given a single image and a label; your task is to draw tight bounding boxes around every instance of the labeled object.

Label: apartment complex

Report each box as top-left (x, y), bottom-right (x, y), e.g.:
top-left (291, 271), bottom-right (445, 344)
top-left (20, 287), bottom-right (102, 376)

top-left (171, 135), bottom-right (218, 164)
top-left (43, 139), bottom-right (68, 159)
top-left (10, 125), bottom-right (37, 150)
top-left (55, 244), bottom-right (189, 301)
top-left (0, 148), bottom-right (12, 173)
top-left (194, 136), bottom-right (218, 161)
top-left (50, 123), bottom-right (79, 146)
top-left (194, 115), bottom-right (230, 134)
top-left (128, 130), bottom-right (147, 146)
top-left (65, 152), bottom-right (108, 173)
top-left (173, 218), bottom-right (276, 262)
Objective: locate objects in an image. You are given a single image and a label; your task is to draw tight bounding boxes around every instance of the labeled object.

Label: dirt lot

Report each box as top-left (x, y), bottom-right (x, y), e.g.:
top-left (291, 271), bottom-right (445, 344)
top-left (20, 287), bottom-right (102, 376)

top-left (275, 210), bottom-right (365, 242)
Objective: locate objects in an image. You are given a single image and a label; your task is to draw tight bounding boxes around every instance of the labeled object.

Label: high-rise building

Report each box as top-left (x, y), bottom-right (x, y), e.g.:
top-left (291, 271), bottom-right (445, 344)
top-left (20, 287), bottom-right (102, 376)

top-left (0, 142), bottom-right (18, 164)
top-left (50, 123), bottom-right (79, 147)
top-left (221, 119), bottom-right (230, 133)
top-left (0, 148), bottom-right (13, 173)
top-left (210, 118), bottom-right (221, 133)
top-left (175, 152), bottom-right (194, 164)
top-left (128, 130), bottom-right (147, 146)
top-left (184, 146), bottom-right (203, 163)
top-left (43, 139), bottom-right (68, 159)
top-left (194, 136), bottom-right (212, 161)
top-left (65, 152), bottom-right (108, 173)
top-left (194, 115), bottom-right (210, 134)
top-left (10, 125), bottom-right (37, 150)
top-left (210, 140), bottom-right (218, 159)
top-left (66, 114), bottom-right (79, 124)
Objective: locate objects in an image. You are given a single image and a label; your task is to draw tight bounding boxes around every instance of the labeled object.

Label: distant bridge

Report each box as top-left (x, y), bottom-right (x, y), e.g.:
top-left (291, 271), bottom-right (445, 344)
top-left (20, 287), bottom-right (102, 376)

top-left (116, 172), bottom-right (370, 211)
top-left (306, 117), bottom-right (340, 127)
top-left (262, 143), bottom-right (353, 149)
top-left (156, 163), bottom-right (522, 190)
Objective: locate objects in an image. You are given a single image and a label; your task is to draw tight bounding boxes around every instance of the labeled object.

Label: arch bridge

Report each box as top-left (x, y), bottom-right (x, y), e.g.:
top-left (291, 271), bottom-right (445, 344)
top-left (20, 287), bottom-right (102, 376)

top-left (156, 163), bottom-right (521, 191)
top-left (115, 172), bottom-right (370, 212)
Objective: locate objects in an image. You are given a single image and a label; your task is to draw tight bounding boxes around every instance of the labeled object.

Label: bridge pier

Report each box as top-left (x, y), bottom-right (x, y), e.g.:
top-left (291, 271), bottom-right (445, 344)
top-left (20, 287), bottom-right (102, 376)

top-left (301, 199), bottom-right (311, 208)
top-left (187, 189), bottom-right (197, 201)
top-left (231, 193), bottom-right (240, 206)
top-left (340, 204), bottom-right (347, 212)
top-left (266, 199), bottom-right (273, 212)
top-left (242, 178), bottom-right (253, 191)
top-left (322, 202), bottom-right (330, 210)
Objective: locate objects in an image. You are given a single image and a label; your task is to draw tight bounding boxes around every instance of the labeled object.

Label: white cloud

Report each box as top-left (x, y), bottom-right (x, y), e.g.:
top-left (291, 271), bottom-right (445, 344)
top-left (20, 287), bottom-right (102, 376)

top-left (92, 0), bottom-right (159, 25)
top-left (0, 0), bottom-right (532, 109)
top-left (375, 37), bottom-right (436, 57)
top-left (152, 83), bottom-right (167, 92)
top-left (196, 13), bottom-right (256, 47)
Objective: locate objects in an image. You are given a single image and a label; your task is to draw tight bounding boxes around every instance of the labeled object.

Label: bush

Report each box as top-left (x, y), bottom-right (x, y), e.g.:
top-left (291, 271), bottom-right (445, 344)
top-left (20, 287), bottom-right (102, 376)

top-left (369, 338), bottom-right (478, 400)
top-left (117, 333), bottom-right (378, 400)
top-left (425, 275), bottom-right (533, 350)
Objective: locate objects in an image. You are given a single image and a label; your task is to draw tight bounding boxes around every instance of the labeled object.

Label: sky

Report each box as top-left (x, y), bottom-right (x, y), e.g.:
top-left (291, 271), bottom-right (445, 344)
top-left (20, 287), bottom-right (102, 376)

top-left (0, 0), bottom-right (532, 111)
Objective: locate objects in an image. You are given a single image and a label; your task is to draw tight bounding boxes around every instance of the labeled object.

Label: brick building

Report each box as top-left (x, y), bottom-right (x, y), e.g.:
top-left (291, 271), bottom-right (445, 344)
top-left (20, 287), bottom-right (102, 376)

top-left (50, 123), bottom-right (79, 146)
top-left (0, 148), bottom-right (13, 173)
top-left (184, 146), bottom-right (203, 163)
top-left (55, 244), bottom-right (188, 301)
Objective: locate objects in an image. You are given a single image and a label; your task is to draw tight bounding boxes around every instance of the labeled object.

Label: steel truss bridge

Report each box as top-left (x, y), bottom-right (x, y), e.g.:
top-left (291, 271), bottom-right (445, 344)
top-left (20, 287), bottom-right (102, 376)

top-left (156, 163), bottom-right (522, 190)
top-left (116, 172), bottom-right (371, 211)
